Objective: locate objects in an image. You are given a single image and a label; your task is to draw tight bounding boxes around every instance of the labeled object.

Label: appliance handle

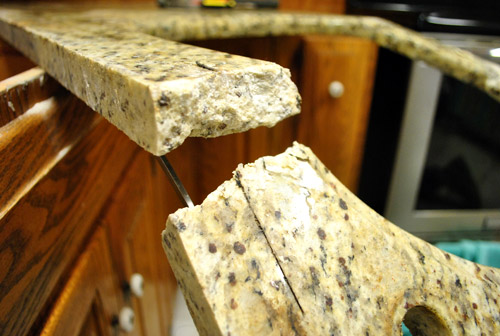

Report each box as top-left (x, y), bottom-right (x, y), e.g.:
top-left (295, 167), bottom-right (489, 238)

top-left (418, 12), bottom-right (500, 34)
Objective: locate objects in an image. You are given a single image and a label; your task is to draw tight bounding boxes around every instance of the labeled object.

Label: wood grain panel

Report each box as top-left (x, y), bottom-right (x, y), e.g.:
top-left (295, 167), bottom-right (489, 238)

top-left (190, 134), bottom-right (246, 203)
top-left (129, 167), bottom-right (168, 336)
top-left (78, 306), bottom-right (105, 336)
top-left (245, 36), bottom-right (303, 163)
top-left (279, 0), bottom-right (345, 14)
top-left (0, 115), bottom-right (138, 336)
top-left (166, 137), bottom-right (198, 208)
top-left (104, 150), bottom-right (159, 336)
top-left (104, 150), bottom-right (177, 336)
top-left (0, 67), bottom-right (60, 127)
top-left (146, 154), bottom-right (179, 334)
top-left (0, 38), bottom-right (35, 82)
top-left (297, 36), bottom-right (378, 191)
top-left (40, 227), bottom-right (121, 336)
top-left (0, 92), bottom-right (99, 219)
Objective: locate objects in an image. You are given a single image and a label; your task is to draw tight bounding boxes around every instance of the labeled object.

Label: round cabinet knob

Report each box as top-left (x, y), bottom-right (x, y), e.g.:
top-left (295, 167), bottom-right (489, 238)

top-left (328, 81), bottom-right (344, 98)
top-left (119, 307), bottom-right (135, 333)
top-left (130, 273), bottom-right (144, 298)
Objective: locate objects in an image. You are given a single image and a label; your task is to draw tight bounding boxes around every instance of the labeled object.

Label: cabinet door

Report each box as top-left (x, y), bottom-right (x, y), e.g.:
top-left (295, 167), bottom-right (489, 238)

top-left (0, 39), bottom-right (35, 81)
top-left (104, 150), bottom-right (178, 336)
top-left (297, 36), bottom-right (378, 192)
top-left (40, 227), bottom-right (122, 336)
top-left (0, 70), bottom-right (138, 336)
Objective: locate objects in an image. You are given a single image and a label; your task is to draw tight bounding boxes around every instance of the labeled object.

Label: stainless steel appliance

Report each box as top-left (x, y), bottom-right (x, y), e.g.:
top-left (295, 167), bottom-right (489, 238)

top-left (385, 33), bottom-right (500, 241)
top-left (349, 1), bottom-right (500, 241)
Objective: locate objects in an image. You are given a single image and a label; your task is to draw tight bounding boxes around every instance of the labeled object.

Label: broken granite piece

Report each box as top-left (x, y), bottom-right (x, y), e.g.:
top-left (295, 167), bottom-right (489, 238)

top-left (163, 178), bottom-right (304, 335)
top-left (1, 6), bottom-right (500, 155)
top-left (0, 8), bottom-right (300, 155)
top-left (163, 142), bottom-right (500, 335)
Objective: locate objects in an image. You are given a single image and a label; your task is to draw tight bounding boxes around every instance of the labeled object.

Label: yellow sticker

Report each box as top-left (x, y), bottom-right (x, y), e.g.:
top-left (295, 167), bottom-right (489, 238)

top-left (202, 0), bottom-right (236, 7)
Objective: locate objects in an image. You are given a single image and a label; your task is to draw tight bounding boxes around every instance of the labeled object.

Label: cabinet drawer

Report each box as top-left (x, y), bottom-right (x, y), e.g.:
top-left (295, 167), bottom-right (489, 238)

top-left (0, 68), bottom-right (139, 336)
top-left (40, 227), bottom-right (121, 336)
top-left (103, 150), bottom-right (178, 336)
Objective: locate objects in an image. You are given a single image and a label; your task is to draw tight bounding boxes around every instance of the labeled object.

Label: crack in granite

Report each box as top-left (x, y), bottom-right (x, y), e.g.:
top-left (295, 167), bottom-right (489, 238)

top-left (162, 175), bottom-right (306, 335)
top-left (234, 168), bottom-right (305, 315)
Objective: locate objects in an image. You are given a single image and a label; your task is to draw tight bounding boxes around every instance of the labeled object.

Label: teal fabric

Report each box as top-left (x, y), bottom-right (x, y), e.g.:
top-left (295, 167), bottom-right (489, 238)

top-left (403, 240), bottom-right (500, 335)
top-left (435, 240), bottom-right (500, 268)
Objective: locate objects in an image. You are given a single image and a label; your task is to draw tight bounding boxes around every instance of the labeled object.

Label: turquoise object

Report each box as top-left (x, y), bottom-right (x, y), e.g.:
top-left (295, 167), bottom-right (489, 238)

top-left (436, 240), bottom-right (500, 268)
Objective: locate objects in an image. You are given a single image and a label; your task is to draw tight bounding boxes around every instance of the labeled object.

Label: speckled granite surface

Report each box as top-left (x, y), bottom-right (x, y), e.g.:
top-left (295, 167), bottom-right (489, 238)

top-left (0, 7), bottom-right (300, 155)
top-left (0, 6), bottom-right (499, 155)
top-left (163, 142), bottom-right (500, 335)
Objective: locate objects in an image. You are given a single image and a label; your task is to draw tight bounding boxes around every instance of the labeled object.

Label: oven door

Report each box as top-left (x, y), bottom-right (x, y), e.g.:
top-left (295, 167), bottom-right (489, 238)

top-left (385, 33), bottom-right (500, 242)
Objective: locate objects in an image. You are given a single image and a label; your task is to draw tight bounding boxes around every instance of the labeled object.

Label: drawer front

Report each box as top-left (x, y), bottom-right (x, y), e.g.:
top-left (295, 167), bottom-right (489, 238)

top-left (103, 150), bottom-right (178, 336)
top-left (0, 68), bottom-right (139, 336)
top-left (40, 227), bottom-right (121, 336)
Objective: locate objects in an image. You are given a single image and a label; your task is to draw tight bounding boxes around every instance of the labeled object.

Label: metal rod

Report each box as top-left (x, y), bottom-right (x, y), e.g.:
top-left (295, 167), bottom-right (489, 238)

top-left (156, 155), bottom-right (194, 208)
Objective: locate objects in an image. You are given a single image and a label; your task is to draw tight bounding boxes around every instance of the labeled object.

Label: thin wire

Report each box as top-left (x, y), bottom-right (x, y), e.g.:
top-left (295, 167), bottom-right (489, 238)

top-left (156, 155), bottom-right (194, 208)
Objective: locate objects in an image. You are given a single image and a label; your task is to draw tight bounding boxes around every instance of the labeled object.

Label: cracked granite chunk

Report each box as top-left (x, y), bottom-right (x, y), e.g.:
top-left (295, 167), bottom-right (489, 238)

top-left (163, 179), bottom-right (304, 335)
top-left (163, 142), bottom-right (500, 335)
top-left (1, 7), bottom-right (500, 155)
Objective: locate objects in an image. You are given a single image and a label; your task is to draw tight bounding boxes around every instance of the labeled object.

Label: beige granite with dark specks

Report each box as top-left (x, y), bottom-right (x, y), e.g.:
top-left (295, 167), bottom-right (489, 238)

top-left (0, 7), bottom-right (300, 155)
top-left (163, 142), bottom-right (500, 335)
top-left (0, 6), bottom-right (499, 155)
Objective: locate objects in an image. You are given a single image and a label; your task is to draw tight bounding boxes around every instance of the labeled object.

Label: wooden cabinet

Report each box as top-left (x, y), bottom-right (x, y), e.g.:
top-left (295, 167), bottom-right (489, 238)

top-left (0, 40), bottom-right (35, 81)
top-left (184, 0), bottom-right (377, 199)
top-left (0, 45), bottom-right (179, 335)
top-left (102, 149), bottom-right (178, 336)
top-left (40, 227), bottom-right (121, 336)
top-left (189, 34), bottom-right (377, 200)
top-left (280, 0), bottom-right (345, 14)
top-left (297, 36), bottom-right (378, 191)
top-left (38, 150), bottom-right (179, 336)
top-left (0, 1), bottom-right (377, 331)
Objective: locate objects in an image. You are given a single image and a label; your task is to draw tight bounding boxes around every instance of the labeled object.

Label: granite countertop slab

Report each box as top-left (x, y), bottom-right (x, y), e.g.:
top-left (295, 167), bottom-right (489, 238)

top-left (163, 142), bottom-right (500, 335)
top-left (0, 6), bottom-right (499, 155)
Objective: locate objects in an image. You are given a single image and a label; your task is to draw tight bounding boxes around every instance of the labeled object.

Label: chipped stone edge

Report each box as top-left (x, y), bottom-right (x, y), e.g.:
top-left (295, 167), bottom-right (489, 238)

top-left (151, 63), bottom-right (300, 154)
top-left (0, 15), bottom-right (301, 156)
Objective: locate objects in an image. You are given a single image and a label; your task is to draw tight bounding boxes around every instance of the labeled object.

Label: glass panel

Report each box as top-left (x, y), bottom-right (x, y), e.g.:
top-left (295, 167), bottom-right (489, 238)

top-left (416, 75), bottom-right (500, 210)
